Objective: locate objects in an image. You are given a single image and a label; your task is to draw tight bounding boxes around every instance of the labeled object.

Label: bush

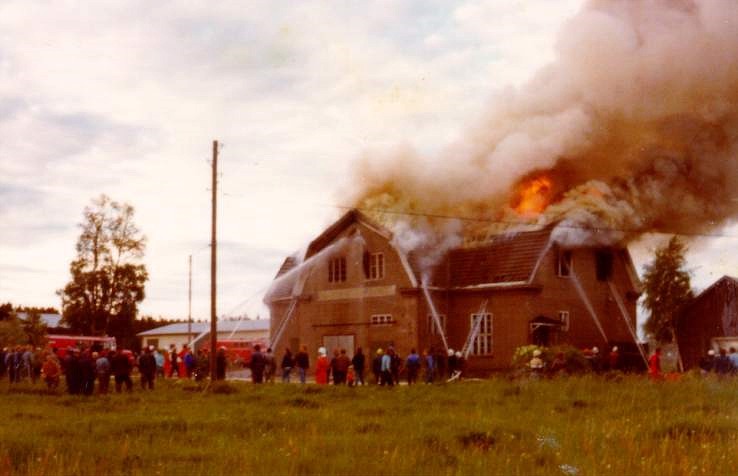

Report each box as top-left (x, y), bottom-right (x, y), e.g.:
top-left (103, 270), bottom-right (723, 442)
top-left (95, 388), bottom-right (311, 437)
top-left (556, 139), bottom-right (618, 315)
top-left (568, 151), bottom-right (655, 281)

top-left (511, 345), bottom-right (590, 376)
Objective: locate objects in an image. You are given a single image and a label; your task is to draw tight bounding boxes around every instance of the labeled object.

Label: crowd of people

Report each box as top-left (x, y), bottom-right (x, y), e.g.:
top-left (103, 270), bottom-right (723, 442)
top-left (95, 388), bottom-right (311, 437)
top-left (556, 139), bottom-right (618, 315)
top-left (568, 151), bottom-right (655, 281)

top-left (264, 345), bottom-right (466, 386)
top-left (697, 347), bottom-right (738, 376)
top-left (11, 340), bottom-right (737, 392)
top-left (0, 343), bottom-right (233, 395)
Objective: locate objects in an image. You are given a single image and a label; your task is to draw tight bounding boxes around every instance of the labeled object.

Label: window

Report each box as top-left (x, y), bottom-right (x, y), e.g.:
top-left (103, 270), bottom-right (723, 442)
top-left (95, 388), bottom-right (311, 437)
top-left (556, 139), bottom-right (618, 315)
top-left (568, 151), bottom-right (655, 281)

top-left (470, 313), bottom-right (493, 355)
top-left (595, 250), bottom-right (613, 281)
top-left (557, 250), bottom-right (573, 277)
top-left (558, 311), bottom-right (570, 332)
top-left (369, 253), bottom-right (384, 280)
top-left (371, 314), bottom-right (394, 326)
top-left (363, 252), bottom-right (385, 280)
top-left (146, 338), bottom-right (159, 349)
top-left (427, 314), bottom-right (447, 335)
top-left (328, 257), bottom-right (347, 282)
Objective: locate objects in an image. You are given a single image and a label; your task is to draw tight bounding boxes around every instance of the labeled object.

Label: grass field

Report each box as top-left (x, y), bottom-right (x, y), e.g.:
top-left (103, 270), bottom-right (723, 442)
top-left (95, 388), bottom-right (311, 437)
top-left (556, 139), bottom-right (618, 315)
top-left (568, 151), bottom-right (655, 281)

top-left (1, 375), bottom-right (737, 476)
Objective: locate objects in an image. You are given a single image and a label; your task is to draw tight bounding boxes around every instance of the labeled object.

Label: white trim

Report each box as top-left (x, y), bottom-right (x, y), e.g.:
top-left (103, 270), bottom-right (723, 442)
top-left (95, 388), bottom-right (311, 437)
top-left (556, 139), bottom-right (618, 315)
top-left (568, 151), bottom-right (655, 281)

top-left (470, 313), bottom-right (493, 356)
top-left (450, 281), bottom-right (529, 290)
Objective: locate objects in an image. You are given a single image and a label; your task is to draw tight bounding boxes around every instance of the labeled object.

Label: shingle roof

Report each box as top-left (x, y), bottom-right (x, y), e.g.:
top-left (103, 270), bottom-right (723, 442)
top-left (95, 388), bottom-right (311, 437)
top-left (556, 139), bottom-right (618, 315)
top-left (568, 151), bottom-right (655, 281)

top-left (137, 319), bottom-right (270, 337)
top-left (275, 256), bottom-right (298, 279)
top-left (447, 227), bottom-right (553, 287)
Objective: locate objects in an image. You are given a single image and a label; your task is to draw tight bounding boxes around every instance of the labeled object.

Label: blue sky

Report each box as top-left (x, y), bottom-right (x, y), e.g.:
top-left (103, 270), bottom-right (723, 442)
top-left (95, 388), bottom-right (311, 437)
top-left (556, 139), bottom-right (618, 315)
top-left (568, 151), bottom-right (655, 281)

top-left (1, 0), bottom-right (735, 322)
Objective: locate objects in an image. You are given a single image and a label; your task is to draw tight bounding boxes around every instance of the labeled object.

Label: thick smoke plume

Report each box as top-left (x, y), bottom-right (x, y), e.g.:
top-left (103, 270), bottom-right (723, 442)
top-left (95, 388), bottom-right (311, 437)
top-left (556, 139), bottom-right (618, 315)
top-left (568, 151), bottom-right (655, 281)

top-left (349, 0), bottom-right (738, 250)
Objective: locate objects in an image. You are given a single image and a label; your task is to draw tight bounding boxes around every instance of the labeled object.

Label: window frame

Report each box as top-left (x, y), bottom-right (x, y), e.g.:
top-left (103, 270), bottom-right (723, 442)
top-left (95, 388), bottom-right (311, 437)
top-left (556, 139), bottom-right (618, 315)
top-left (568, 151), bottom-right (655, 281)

top-left (370, 314), bottom-right (394, 326)
top-left (427, 314), bottom-right (447, 336)
top-left (328, 256), bottom-right (347, 283)
top-left (557, 250), bottom-right (573, 278)
top-left (367, 252), bottom-right (385, 281)
top-left (470, 313), bottom-right (493, 356)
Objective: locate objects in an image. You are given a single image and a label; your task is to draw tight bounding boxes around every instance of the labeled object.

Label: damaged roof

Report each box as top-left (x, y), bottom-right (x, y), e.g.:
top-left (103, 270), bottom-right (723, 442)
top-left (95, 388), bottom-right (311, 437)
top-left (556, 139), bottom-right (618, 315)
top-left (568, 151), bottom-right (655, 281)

top-left (407, 227), bottom-right (553, 287)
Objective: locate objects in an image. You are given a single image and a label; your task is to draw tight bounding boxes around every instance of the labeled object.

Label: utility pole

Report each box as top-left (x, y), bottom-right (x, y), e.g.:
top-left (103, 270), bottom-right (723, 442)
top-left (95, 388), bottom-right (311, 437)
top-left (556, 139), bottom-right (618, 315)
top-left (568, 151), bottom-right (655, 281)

top-left (210, 140), bottom-right (218, 380)
top-left (187, 254), bottom-right (192, 344)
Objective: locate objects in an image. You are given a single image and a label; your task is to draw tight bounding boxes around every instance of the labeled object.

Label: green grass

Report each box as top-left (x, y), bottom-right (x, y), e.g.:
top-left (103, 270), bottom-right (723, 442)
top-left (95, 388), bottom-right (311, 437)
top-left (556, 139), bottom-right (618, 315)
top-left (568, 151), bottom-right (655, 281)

top-left (1, 375), bottom-right (737, 475)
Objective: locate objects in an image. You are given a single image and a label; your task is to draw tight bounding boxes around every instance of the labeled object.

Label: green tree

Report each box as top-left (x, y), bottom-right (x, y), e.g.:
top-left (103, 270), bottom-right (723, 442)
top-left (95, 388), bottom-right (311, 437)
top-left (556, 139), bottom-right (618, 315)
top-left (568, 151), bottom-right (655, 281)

top-left (0, 302), bottom-right (13, 321)
top-left (21, 310), bottom-right (48, 347)
top-left (58, 195), bottom-right (148, 339)
top-left (0, 313), bottom-right (27, 347)
top-left (642, 236), bottom-right (694, 343)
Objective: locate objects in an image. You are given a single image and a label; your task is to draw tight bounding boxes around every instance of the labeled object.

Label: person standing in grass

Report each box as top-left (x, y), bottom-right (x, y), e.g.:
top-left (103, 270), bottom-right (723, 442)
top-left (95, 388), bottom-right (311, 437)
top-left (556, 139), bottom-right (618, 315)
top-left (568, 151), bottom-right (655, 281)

top-left (351, 347), bottom-right (365, 386)
top-left (315, 347), bottom-right (330, 385)
top-left (699, 349), bottom-right (716, 375)
top-left (169, 344), bottom-right (180, 378)
top-left (728, 347), bottom-right (738, 374)
top-left (112, 349), bottom-right (133, 392)
top-left (64, 348), bottom-right (82, 394)
top-left (405, 349), bottom-right (420, 385)
top-left (332, 348), bottom-right (351, 385)
top-left (95, 351), bottom-right (111, 394)
top-left (372, 348), bottom-right (383, 384)
top-left (42, 354), bottom-right (60, 390)
top-left (423, 349), bottom-right (435, 384)
top-left (648, 347), bottom-right (662, 381)
top-left (183, 345), bottom-right (195, 379)
top-left (295, 345), bottom-right (309, 384)
top-left (608, 346), bottom-right (620, 371)
top-left (153, 348), bottom-right (165, 378)
top-left (80, 349), bottom-right (96, 395)
top-left (281, 348), bottom-right (294, 383)
top-left (714, 348), bottom-right (733, 376)
top-left (249, 344), bottom-right (266, 383)
top-left (264, 347), bottom-right (276, 383)
top-left (380, 348), bottom-right (393, 386)
top-left (139, 346), bottom-right (157, 390)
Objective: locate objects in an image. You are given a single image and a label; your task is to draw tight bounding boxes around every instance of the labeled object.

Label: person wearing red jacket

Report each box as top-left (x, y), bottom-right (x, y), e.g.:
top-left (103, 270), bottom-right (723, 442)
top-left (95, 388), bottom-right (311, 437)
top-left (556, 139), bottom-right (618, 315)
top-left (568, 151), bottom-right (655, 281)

top-left (648, 347), bottom-right (662, 380)
top-left (315, 347), bottom-right (329, 385)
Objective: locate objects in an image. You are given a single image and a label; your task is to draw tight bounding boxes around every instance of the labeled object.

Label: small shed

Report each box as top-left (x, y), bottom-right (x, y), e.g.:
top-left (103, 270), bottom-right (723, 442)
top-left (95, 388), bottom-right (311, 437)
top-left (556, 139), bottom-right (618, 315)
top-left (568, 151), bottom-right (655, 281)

top-left (676, 276), bottom-right (738, 369)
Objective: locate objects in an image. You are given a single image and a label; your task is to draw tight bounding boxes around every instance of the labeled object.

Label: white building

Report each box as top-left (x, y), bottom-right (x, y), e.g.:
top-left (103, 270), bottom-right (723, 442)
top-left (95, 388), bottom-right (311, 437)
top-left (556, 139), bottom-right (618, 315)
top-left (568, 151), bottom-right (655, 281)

top-left (137, 319), bottom-right (270, 351)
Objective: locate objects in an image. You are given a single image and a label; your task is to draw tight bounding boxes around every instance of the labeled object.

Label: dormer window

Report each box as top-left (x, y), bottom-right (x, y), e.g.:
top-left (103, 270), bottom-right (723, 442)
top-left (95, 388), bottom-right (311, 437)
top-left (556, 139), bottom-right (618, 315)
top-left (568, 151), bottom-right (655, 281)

top-left (328, 257), bottom-right (347, 283)
top-left (557, 250), bottom-right (572, 277)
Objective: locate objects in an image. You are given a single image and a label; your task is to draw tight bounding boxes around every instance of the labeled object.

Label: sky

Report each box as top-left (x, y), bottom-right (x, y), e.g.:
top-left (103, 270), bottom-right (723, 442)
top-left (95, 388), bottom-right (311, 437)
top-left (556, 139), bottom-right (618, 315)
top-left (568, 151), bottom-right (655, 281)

top-left (2, 0), bottom-right (736, 323)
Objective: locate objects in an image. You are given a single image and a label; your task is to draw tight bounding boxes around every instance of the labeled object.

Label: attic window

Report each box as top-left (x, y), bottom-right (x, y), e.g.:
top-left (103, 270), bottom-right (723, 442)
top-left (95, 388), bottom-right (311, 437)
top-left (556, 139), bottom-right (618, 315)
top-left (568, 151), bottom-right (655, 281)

top-left (557, 250), bottom-right (572, 277)
top-left (328, 257), bottom-right (347, 283)
top-left (595, 250), bottom-right (613, 281)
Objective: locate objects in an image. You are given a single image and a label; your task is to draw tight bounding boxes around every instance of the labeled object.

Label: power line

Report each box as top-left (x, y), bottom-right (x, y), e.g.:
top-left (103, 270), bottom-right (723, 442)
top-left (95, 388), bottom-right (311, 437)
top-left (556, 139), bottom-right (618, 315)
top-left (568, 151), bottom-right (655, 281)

top-left (334, 205), bottom-right (738, 240)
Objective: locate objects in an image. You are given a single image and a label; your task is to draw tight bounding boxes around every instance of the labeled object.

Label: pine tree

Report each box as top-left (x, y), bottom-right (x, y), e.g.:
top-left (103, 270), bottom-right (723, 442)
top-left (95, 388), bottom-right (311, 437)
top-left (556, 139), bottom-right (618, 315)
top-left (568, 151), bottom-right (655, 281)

top-left (642, 236), bottom-right (693, 343)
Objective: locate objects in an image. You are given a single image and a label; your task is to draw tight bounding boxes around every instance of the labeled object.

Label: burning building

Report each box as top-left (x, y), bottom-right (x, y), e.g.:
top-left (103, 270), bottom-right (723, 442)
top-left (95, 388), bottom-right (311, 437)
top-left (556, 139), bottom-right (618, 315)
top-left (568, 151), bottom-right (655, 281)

top-left (266, 0), bottom-right (738, 371)
top-left (265, 209), bottom-right (641, 372)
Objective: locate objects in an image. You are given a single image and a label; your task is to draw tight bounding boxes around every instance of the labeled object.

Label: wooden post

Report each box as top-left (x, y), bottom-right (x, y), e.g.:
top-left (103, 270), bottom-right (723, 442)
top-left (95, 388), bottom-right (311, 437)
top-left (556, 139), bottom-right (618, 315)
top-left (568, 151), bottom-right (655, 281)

top-left (210, 140), bottom-right (218, 380)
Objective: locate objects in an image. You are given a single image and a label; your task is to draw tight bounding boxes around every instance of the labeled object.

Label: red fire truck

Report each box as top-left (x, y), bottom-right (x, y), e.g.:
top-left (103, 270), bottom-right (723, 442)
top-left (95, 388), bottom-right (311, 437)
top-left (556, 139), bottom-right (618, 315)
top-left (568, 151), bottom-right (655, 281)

top-left (47, 334), bottom-right (116, 358)
top-left (201, 338), bottom-right (268, 366)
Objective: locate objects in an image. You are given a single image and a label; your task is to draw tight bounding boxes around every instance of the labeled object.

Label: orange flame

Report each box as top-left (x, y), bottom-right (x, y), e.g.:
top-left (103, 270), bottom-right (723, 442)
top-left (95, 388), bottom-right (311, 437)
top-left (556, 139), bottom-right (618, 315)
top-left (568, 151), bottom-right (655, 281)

top-left (514, 176), bottom-right (552, 216)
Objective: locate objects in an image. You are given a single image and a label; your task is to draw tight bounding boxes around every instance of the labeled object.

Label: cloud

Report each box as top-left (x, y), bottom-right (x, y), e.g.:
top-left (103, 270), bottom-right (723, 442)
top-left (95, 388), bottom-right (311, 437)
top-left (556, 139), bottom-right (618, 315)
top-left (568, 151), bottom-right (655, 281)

top-left (13, 0), bottom-right (732, 325)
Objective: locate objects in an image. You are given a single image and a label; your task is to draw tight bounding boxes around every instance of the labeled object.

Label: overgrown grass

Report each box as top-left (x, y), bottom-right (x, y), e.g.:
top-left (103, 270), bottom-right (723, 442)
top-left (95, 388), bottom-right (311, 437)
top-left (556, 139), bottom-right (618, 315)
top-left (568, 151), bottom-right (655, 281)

top-left (1, 375), bottom-right (737, 475)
